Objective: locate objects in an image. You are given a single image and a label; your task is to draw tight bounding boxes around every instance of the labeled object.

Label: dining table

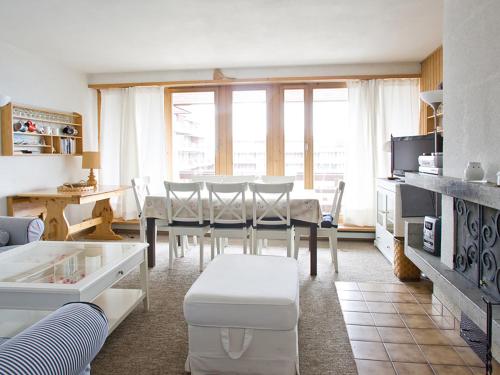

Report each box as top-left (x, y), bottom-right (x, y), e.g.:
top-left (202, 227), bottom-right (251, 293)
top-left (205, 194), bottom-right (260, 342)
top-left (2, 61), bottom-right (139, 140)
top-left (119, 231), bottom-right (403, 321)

top-left (142, 189), bottom-right (323, 276)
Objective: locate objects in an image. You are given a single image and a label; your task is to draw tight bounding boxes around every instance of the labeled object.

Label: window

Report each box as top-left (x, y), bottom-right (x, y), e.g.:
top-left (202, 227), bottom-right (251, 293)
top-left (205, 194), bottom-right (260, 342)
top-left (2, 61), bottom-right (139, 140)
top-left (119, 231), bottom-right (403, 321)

top-left (171, 91), bottom-right (216, 180)
top-left (312, 88), bottom-right (348, 210)
top-left (284, 89), bottom-right (305, 187)
top-left (232, 90), bottom-right (267, 176)
top-left (165, 84), bottom-right (348, 190)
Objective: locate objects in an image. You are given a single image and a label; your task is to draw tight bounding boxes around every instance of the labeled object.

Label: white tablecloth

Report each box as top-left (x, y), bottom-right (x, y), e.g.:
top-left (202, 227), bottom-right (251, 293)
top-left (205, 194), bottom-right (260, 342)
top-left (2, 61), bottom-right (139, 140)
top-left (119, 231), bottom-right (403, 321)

top-left (143, 190), bottom-right (323, 224)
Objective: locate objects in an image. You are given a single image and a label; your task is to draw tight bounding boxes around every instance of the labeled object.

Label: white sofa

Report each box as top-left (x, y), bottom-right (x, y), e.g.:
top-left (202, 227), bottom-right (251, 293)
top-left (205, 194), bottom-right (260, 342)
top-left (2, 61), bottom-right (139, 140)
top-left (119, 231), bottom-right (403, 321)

top-left (184, 254), bottom-right (300, 375)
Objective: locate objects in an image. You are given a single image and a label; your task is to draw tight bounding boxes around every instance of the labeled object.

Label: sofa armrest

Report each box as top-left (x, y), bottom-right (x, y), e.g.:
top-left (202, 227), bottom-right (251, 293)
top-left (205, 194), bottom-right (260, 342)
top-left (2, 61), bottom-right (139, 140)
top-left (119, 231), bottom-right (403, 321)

top-left (0, 302), bottom-right (108, 375)
top-left (0, 216), bottom-right (44, 246)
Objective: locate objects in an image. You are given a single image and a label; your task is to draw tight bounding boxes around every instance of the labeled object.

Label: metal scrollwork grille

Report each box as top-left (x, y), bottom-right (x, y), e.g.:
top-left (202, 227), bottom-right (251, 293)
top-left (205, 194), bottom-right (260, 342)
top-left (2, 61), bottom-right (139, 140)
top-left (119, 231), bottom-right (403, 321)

top-left (480, 208), bottom-right (500, 298)
top-left (455, 199), bottom-right (500, 299)
top-left (455, 199), bottom-right (480, 285)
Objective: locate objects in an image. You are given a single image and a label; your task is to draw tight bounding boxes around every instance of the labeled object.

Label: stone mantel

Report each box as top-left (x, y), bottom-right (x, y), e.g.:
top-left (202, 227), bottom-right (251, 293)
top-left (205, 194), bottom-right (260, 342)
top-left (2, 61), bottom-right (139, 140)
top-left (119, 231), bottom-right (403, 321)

top-left (405, 172), bottom-right (500, 210)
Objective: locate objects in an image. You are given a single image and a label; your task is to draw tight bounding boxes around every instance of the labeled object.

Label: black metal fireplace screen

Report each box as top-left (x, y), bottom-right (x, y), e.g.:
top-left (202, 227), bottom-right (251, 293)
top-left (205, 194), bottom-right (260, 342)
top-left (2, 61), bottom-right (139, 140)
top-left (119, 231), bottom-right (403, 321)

top-left (455, 198), bottom-right (500, 300)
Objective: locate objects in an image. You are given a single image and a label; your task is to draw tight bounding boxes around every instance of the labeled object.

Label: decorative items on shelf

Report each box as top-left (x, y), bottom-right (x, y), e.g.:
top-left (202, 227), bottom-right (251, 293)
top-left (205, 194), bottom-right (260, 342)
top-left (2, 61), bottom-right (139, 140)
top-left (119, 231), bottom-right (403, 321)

top-left (13, 134), bottom-right (46, 146)
top-left (62, 126), bottom-right (78, 135)
top-left (463, 161), bottom-right (486, 182)
top-left (13, 120), bottom-right (45, 133)
top-left (59, 138), bottom-right (77, 154)
top-left (1, 102), bottom-right (83, 156)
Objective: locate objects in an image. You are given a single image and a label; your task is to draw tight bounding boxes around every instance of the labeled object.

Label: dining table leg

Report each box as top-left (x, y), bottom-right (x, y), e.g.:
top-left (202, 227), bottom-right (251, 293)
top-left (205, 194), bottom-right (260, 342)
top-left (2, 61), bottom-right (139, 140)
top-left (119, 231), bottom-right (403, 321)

top-left (309, 223), bottom-right (317, 276)
top-left (146, 218), bottom-right (157, 268)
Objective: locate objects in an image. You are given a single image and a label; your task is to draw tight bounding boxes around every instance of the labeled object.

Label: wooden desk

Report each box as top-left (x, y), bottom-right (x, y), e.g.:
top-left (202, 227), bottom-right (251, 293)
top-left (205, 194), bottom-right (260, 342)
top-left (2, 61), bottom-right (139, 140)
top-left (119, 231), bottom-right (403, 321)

top-left (11, 185), bottom-right (129, 241)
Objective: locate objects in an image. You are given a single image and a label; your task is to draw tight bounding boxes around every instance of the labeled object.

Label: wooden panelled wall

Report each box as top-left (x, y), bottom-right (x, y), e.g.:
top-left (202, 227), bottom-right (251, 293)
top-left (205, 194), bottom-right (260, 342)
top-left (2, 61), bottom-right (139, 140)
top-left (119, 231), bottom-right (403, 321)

top-left (420, 46), bottom-right (443, 134)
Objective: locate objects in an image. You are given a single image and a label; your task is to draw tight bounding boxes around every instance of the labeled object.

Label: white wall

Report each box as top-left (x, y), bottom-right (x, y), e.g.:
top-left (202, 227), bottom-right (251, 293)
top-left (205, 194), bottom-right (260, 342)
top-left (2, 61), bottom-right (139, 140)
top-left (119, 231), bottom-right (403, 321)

top-left (441, 0), bottom-right (500, 266)
top-left (87, 62), bottom-right (421, 85)
top-left (0, 41), bottom-right (95, 220)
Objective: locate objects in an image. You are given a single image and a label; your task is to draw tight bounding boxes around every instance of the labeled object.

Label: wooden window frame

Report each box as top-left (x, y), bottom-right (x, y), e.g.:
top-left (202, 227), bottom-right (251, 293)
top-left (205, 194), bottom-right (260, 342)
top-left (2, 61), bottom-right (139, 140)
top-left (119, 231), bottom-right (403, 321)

top-left (280, 82), bottom-right (347, 189)
top-left (162, 81), bottom-right (347, 183)
top-left (164, 86), bottom-right (220, 178)
top-left (230, 85), bottom-right (273, 176)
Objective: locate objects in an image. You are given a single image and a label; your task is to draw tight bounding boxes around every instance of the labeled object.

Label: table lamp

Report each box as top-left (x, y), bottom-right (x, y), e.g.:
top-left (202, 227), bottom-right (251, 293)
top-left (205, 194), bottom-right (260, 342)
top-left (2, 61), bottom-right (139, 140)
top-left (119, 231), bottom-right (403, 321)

top-left (82, 152), bottom-right (100, 187)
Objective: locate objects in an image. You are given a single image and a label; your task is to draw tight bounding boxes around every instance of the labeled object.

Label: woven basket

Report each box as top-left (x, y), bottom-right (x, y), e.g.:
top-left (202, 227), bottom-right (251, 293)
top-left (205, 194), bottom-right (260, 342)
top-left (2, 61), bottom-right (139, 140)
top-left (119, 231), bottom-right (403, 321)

top-left (393, 237), bottom-right (421, 281)
top-left (57, 182), bottom-right (95, 193)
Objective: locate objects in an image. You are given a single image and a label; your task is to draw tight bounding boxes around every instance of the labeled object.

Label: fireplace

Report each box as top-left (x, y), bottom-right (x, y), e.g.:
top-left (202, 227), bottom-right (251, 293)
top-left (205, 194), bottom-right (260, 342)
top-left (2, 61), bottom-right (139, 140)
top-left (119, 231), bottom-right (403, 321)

top-left (404, 172), bottom-right (500, 370)
top-left (455, 198), bottom-right (500, 300)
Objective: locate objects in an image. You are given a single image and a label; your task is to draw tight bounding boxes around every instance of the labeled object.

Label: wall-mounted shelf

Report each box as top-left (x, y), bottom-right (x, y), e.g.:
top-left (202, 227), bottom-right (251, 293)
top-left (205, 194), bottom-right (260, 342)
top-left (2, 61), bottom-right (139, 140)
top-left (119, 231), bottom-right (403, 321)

top-left (12, 132), bottom-right (82, 139)
top-left (1, 103), bottom-right (83, 156)
top-left (427, 112), bottom-right (444, 119)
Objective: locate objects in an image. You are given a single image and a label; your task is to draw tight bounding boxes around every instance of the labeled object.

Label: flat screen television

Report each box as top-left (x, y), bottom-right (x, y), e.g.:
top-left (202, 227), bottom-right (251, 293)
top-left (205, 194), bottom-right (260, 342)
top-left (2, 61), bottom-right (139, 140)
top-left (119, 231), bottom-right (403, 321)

top-left (391, 134), bottom-right (443, 178)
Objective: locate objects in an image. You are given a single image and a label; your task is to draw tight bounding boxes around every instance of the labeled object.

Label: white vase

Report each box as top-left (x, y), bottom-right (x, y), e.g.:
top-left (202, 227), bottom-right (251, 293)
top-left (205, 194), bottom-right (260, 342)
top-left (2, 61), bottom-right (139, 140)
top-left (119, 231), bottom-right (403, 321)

top-left (464, 162), bottom-right (485, 181)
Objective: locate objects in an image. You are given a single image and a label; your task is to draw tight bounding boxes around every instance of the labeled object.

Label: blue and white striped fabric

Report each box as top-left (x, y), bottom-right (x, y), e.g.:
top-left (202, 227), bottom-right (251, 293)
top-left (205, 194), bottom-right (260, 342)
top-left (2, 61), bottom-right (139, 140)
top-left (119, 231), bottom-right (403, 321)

top-left (0, 302), bottom-right (108, 375)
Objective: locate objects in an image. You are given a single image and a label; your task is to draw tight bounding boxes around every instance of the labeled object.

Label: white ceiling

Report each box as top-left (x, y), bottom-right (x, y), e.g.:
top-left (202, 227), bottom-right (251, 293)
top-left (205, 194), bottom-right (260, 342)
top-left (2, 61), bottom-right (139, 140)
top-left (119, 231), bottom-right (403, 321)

top-left (0, 0), bottom-right (443, 74)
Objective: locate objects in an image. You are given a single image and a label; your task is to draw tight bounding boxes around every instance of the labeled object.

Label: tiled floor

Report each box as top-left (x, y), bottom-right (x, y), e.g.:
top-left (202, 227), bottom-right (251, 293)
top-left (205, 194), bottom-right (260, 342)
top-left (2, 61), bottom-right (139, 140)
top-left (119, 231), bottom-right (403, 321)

top-left (336, 280), bottom-right (497, 375)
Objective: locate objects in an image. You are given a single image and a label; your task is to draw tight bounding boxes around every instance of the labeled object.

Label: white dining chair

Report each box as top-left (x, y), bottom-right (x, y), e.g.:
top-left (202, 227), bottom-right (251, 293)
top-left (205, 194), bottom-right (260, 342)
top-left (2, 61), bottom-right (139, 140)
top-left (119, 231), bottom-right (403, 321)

top-left (294, 181), bottom-right (345, 272)
top-left (164, 181), bottom-right (211, 271)
top-left (187, 176), bottom-right (224, 246)
top-left (206, 182), bottom-right (250, 258)
top-left (259, 176), bottom-right (296, 183)
top-left (249, 182), bottom-right (295, 258)
top-left (131, 176), bottom-right (170, 243)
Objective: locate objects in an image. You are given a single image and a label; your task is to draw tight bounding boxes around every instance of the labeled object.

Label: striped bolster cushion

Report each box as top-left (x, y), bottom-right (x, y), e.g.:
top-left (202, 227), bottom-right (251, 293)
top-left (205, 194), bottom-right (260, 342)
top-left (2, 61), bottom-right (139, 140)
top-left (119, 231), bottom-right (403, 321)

top-left (0, 302), bottom-right (108, 375)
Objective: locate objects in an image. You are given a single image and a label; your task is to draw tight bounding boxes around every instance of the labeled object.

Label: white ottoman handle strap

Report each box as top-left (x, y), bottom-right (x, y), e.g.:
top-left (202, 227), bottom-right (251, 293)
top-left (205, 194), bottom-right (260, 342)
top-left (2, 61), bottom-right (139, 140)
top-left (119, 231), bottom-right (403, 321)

top-left (220, 328), bottom-right (253, 360)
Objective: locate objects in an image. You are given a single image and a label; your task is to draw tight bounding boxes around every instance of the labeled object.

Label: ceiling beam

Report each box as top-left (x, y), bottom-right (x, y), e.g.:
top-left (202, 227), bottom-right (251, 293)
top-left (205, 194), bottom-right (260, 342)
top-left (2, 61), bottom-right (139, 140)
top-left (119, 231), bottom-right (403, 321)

top-left (88, 73), bottom-right (421, 90)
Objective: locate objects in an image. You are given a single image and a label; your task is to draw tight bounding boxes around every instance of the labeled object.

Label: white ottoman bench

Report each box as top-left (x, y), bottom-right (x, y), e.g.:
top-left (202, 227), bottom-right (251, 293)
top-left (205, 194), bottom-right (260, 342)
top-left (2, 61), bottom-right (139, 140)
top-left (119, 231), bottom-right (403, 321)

top-left (184, 254), bottom-right (300, 375)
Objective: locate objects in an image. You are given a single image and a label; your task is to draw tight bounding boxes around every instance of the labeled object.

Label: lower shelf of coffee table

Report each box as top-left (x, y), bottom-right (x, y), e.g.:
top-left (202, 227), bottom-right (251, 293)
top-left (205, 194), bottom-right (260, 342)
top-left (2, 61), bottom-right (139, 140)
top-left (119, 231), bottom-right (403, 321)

top-left (0, 288), bottom-right (145, 338)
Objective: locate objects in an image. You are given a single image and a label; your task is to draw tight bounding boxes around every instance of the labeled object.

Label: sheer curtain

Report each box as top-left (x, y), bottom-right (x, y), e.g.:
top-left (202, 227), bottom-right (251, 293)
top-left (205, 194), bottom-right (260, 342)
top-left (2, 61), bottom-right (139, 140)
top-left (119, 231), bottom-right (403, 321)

top-left (343, 79), bottom-right (419, 226)
top-left (100, 87), bottom-right (167, 220)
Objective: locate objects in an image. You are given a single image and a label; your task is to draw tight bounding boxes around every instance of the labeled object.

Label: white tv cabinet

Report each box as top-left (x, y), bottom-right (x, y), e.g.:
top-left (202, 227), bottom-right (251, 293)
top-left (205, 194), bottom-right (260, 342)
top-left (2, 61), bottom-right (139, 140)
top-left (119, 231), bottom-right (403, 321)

top-left (375, 178), bottom-right (406, 264)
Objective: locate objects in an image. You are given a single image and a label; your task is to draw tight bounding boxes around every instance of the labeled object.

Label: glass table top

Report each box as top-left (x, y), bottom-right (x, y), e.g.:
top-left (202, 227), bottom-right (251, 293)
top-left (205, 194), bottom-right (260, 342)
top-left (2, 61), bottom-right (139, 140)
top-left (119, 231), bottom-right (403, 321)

top-left (0, 241), bottom-right (145, 285)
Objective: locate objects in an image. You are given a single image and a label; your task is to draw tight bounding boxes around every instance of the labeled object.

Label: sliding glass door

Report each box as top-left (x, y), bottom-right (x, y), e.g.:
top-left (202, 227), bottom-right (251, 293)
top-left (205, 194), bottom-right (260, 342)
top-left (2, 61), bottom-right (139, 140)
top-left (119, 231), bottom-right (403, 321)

top-left (170, 90), bottom-right (216, 180)
top-left (232, 89), bottom-right (267, 176)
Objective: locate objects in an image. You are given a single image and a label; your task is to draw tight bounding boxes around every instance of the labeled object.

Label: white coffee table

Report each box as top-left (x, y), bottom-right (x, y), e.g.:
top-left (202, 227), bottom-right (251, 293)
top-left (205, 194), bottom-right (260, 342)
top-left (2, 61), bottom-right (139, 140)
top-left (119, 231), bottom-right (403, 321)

top-left (0, 241), bottom-right (149, 337)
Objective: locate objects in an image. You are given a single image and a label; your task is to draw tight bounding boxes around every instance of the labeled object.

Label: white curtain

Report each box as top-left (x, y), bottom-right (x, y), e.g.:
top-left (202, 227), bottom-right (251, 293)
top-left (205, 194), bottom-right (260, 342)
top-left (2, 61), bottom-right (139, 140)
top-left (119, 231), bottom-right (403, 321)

top-left (100, 87), bottom-right (167, 220)
top-left (343, 79), bottom-right (420, 226)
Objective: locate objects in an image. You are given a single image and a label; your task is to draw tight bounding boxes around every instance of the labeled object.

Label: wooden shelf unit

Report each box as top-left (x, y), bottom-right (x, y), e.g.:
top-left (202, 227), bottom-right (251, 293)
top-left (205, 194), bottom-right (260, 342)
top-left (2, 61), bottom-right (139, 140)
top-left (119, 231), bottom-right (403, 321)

top-left (1, 103), bottom-right (83, 156)
top-left (425, 106), bottom-right (443, 132)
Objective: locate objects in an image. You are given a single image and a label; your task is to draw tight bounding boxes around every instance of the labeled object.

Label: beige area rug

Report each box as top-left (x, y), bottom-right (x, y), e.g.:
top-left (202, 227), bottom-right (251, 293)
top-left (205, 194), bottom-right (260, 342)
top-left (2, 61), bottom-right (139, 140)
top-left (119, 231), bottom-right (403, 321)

top-left (91, 237), bottom-right (368, 374)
